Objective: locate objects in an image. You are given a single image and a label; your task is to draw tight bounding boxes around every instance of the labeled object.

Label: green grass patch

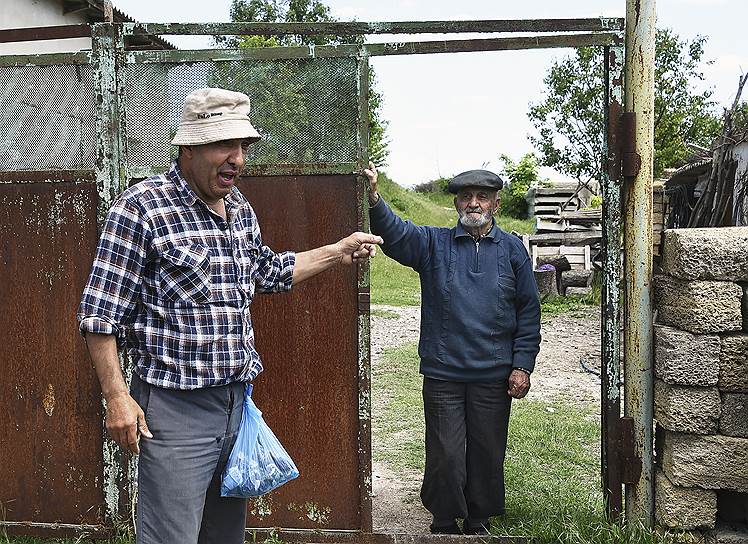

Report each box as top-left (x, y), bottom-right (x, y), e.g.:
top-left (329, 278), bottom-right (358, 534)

top-left (371, 308), bottom-right (400, 319)
top-left (372, 341), bottom-right (694, 544)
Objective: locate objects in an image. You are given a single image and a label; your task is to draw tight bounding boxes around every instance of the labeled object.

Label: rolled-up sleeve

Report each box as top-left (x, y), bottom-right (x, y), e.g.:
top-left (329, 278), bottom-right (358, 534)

top-left (254, 246), bottom-right (296, 293)
top-left (77, 197), bottom-right (149, 340)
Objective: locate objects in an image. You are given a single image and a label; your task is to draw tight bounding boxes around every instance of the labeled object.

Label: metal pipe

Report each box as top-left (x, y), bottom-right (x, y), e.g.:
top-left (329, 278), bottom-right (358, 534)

top-left (623, 0), bottom-right (656, 525)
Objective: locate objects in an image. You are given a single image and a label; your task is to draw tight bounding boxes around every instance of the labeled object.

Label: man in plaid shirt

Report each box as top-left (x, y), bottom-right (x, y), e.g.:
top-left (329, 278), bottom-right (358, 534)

top-left (77, 88), bottom-right (381, 543)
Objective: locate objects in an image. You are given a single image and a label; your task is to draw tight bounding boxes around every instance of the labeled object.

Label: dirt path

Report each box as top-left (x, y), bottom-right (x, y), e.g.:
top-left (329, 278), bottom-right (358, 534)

top-left (370, 304), bottom-right (602, 535)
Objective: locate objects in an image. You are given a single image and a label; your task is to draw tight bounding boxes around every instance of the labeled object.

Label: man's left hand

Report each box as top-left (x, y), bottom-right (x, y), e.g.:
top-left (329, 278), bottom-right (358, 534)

top-left (337, 232), bottom-right (383, 265)
top-left (508, 369), bottom-right (531, 399)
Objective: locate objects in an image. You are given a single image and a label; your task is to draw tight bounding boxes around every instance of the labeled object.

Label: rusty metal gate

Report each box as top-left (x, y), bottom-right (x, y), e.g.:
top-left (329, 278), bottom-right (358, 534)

top-left (0, 18), bottom-right (633, 542)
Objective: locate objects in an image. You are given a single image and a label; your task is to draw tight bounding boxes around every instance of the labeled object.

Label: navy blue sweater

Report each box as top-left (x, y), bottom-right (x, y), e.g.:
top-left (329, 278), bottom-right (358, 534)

top-left (370, 197), bottom-right (541, 382)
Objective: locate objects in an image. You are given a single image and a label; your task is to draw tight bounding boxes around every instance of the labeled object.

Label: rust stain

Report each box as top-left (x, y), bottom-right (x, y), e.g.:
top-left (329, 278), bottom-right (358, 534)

top-left (42, 383), bottom-right (56, 416)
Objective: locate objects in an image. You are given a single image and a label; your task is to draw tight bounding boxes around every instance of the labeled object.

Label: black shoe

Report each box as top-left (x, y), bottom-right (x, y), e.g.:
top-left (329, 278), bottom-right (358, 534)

top-left (429, 521), bottom-right (462, 534)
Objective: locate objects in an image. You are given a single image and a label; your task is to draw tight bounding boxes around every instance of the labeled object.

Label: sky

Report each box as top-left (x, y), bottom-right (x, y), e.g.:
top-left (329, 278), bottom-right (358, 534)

top-left (114, 0), bottom-right (748, 187)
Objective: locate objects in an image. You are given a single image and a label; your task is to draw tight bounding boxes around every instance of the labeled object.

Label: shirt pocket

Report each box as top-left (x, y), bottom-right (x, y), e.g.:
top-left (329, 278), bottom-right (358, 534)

top-left (159, 244), bottom-right (212, 305)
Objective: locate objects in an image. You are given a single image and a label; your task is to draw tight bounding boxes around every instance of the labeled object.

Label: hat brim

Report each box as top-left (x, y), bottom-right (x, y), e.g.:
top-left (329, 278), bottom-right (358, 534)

top-left (171, 119), bottom-right (261, 146)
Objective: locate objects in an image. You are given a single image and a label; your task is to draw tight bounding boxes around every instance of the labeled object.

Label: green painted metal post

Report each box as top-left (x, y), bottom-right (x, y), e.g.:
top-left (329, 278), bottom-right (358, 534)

top-left (601, 41), bottom-right (625, 520)
top-left (92, 21), bottom-right (134, 529)
top-left (623, 0), bottom-right (656, 526)
top-left (356, 51), bottom-right (373, 534)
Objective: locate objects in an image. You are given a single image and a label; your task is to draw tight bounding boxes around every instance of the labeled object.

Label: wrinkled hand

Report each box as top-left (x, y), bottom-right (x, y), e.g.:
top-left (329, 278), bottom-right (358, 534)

top-left (364, 161), bottom-right (379, 206)
top-left (508, 369), bottom-right (531, 399)
top-left (106, 391), bottom-right (152, 454)
top-left (337, 232), bottom-right (383, 265)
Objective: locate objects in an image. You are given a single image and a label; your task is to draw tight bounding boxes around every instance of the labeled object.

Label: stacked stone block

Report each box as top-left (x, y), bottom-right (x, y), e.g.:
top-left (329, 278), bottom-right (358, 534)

top-left (654, 227), bottom-right (748, 539)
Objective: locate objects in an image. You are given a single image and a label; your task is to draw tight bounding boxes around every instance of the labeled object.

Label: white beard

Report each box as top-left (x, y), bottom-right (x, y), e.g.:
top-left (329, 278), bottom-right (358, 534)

top-left (458, 208), bottom-right (493, 229)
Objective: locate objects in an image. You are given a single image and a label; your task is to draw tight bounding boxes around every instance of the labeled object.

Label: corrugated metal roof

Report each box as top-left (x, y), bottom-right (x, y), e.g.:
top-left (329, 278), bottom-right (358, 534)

top-left (63, 0), bottom-right (176, 49)
top-left (666, 157), bottom-right (712, 187)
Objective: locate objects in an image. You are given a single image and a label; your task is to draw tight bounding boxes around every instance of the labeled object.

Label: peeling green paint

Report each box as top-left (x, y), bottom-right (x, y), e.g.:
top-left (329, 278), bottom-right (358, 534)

top-left (250, 495), bottom-right (273, 517)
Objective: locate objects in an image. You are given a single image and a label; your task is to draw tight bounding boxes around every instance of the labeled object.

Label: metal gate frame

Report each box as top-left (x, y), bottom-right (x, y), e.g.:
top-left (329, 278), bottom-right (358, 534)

top-left (0, 16), bottom-right (645, 541)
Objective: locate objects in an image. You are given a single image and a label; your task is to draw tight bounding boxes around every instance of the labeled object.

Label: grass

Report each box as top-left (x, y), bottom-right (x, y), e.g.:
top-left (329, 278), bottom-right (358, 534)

top-left (372, 342), bottom-right (699, 544)
top-left (371, 172), bottom-right (535, 306)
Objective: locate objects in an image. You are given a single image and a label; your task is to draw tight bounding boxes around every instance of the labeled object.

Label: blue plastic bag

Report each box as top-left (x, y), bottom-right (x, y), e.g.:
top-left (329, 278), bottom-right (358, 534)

top-left (221, 384), bottom-right (299, 497)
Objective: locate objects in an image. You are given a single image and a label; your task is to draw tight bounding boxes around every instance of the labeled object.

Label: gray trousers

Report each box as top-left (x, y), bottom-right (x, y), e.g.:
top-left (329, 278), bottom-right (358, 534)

top-left (130, 375), bottom-right (247, 544)
top-left (420, 377), bottom-right (512, 524)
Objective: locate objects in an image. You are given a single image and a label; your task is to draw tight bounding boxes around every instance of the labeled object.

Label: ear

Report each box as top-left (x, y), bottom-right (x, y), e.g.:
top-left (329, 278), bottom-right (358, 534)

top-left (453, 196), bottom-right (458, 210)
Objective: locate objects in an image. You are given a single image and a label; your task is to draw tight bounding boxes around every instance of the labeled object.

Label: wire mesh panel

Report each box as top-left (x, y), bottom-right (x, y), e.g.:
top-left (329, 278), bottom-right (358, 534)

top-left (122, 57), bottom-right (359, 172)
top-left (0, 64), bottom-right (95, 171)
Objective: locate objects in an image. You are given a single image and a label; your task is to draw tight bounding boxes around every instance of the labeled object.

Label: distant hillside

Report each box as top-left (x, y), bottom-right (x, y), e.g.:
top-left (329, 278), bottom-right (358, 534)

top-left (377, 173), bottom-right (456, 228)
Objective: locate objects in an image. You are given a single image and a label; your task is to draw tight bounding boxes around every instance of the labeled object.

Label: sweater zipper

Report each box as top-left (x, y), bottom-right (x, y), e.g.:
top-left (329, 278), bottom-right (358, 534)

top-left (475, 239), bottom-right (480, 272)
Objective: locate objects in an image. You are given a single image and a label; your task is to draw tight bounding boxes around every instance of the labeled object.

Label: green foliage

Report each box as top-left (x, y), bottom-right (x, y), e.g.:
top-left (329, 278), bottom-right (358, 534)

top-left (499, 153), bottom-right (540, 219)
top-left (412, 176), bottom-right (450, 194)
top-left (529, 28), bottom-right (721, 181)
top-left (225, 0), bottom-right (389, 166)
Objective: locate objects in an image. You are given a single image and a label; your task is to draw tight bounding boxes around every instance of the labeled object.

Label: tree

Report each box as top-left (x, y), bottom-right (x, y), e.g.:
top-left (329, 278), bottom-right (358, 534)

top-left (222, 0), bottom-right (390, 166)
top-left (499, 153), bottom-right (541, 219)
top-left (528, 28), bottom-right (721, 182)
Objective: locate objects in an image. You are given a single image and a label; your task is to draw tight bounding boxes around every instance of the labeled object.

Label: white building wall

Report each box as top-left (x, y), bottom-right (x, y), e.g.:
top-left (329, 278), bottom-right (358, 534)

top-left (731, 141), bottom-right (748, 226)
top-left (0, 0), bottom-right (91, 55)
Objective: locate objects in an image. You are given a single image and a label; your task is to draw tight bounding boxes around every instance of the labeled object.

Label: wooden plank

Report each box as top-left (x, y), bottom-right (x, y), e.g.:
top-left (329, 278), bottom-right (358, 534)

top-left (535, 246), bottom-right (563, 256)
top-left (535, 195), bottom-right (581, 204)
top-left (522, 234), bottom-right (530, 257)
top-left (535, 187), bottom-right (580, 196)
top-left (126, 33), bottom-right (620, 63)
top-left (125, 19), bottom-right (625, 36)
top-left (584, 245), bottom-right (591, 270)
top-left (529, 231), bottom-right (602, 246)
top-left (0, 24), bottom-right (91, 43)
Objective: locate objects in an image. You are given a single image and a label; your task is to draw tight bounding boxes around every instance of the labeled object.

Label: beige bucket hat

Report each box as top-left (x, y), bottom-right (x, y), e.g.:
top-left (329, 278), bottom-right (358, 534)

top-left (171, 88), bottom-right (261, 146)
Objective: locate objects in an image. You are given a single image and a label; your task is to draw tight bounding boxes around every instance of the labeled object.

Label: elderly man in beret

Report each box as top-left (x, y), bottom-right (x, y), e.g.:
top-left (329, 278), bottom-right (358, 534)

top-left (78, 88), bottom-right (381, 544)
top-left (365, 162), bottom-right (540, 535)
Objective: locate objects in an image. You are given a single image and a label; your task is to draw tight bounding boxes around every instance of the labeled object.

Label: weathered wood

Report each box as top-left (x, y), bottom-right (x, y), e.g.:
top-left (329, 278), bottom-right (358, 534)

top-left (0, 51), bottom-right (91, 67)
top-left (529, 231), bottom-right (602, 246)
top-left (561, 269), bottom-right (594, 288)
top-left (534, 268), bottom-right (558, 299)
top-left (126, 33), bottom-right (620, 64)
top-left (125, 19), bottom-right (625, 36)
top-left (0, 24), bottom-right (91, 43)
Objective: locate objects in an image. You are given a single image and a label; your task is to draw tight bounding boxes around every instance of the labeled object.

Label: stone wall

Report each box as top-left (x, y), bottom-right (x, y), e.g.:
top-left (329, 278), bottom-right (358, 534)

top-left (654, 227), bottom-right (748, 541)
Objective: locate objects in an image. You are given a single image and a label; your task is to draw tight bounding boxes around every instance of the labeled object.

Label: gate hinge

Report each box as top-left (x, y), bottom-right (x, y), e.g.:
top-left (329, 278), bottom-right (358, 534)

top-left (621, 112), bottom-right (641, 178)
top-left (619, 416), bottom-right (642, 484)
top-left (608, 112), bottom-right (641, 182)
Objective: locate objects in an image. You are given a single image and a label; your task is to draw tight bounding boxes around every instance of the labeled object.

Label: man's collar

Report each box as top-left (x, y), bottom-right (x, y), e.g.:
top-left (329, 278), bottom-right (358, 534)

top-left (454, 219), bottom-right (501, 242)
top-left (168, 161), bottom-right (198, 207)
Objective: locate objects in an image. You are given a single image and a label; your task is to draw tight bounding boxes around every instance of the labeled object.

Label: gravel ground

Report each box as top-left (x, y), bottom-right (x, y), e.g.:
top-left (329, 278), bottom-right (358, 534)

top-left (369, 303), bottom-right (602, 535)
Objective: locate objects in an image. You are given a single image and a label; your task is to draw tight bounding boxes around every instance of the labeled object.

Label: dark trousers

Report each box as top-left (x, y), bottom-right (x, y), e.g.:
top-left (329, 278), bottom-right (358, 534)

top-left (130, 376), bottom-right (248, 544)
top-left (420, 377), bottom-right (512, 523)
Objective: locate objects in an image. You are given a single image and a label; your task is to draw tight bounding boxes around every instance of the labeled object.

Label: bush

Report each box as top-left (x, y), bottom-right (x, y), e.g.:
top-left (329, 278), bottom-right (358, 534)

top-left (413, 176), bottom-right (450, 194)
top-left (499, 153), bottom-right (541, 219)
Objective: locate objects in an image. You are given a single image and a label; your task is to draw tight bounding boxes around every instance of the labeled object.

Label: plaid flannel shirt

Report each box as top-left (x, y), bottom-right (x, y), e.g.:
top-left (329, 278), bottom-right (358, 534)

top-left (77, 162), bottom-right (295, 389)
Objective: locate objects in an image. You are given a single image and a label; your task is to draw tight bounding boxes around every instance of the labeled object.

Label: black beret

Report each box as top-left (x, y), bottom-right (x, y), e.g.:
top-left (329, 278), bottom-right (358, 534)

top-left (447, 169), bottom-right (504, 194)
